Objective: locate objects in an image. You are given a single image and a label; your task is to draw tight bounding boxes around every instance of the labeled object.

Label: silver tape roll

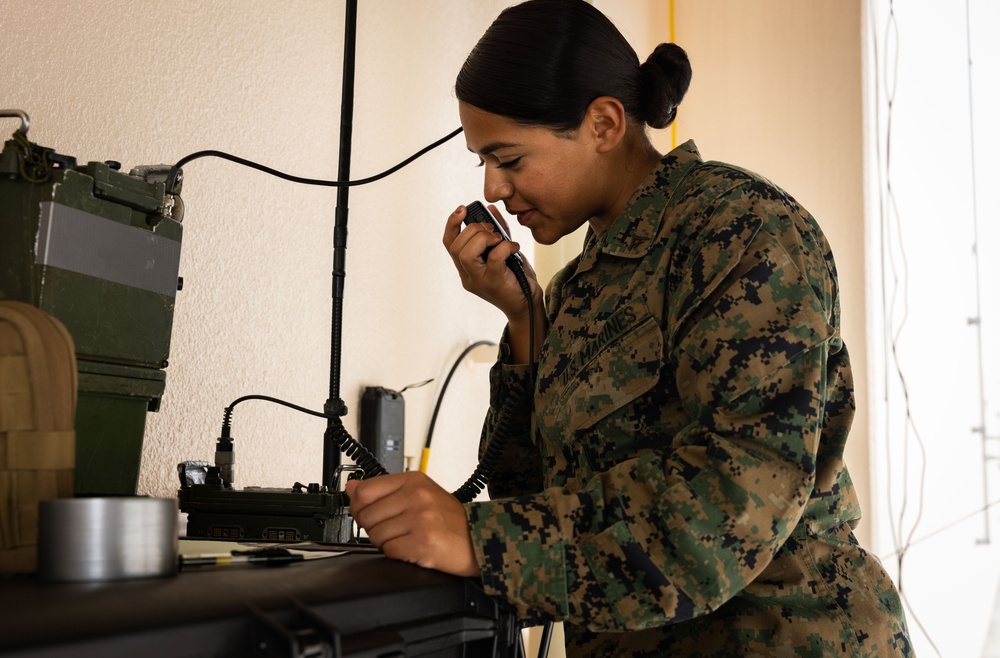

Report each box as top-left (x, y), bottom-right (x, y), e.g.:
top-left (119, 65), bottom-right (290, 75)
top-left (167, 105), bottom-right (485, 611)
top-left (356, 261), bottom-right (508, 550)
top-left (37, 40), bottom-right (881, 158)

top-left (37, 497), bottom-right (179, 582)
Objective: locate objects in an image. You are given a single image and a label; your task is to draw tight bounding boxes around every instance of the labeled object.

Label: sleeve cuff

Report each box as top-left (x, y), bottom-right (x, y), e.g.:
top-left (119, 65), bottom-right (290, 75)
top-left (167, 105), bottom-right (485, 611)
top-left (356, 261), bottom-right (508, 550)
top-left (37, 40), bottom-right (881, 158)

top-left (465, 496), bottom-right (568, 624)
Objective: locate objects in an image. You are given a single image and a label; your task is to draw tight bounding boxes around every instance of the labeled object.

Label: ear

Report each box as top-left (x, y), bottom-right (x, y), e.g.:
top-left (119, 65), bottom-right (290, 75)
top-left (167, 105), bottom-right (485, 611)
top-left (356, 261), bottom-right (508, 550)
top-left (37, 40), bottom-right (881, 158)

top-left (583, 96), bottom-right (627, 154)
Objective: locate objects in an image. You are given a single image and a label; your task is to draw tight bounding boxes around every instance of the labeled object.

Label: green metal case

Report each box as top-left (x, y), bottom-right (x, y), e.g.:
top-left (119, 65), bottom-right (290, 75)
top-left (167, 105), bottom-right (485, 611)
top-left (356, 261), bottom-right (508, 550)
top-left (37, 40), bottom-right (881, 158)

top-left (0, 136), bottom-right (183, 495)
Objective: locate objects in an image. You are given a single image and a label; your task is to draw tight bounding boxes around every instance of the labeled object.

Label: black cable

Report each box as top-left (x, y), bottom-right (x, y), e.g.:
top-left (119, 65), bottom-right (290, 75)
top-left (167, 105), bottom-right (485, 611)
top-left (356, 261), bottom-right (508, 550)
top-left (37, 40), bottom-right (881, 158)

top-left (424, 340), bottom-right (497, 452)
top-left (508, 258), bottom-right (536, 382)
top-left (325, 417), bottom-right (388, 480)
top-left (507, 259), bottom-right (551, 658)
top-left (164, 126), bottom-right (464, 195)
top-left (219, 394), bottom-right (387, 480)
top-left (536, 621), bottom-right (553, 658)
top-left (452, 386), bottom-right (527, 504)
top-left (217, 252), bottom-right (535, 493)
top-left (451, 258), bottom-right (536, 503)
top-left (219, 251), bottom-right (550, 658)
top-left (174, 123), bottom-right (464, 485)
top-left (221, 394), bottom-right (329, 436)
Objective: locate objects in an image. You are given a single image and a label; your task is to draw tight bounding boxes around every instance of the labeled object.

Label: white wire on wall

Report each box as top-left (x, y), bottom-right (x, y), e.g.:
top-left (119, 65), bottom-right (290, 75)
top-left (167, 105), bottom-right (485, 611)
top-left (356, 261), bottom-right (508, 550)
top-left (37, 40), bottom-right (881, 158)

top-left (867, 0), bottom-right (1000, 655)
top-left (964, 0), bottom-right (999, 549)
top-left (867, 1), bottom-right (938, 653)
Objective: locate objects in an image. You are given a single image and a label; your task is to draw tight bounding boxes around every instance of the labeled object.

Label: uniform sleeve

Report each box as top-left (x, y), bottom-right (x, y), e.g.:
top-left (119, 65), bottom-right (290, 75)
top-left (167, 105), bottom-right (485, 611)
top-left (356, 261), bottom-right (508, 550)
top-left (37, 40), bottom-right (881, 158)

top-left (479, 327), bottom-right (544, 500)
top-left (466, 186), bottom-right (837, 631)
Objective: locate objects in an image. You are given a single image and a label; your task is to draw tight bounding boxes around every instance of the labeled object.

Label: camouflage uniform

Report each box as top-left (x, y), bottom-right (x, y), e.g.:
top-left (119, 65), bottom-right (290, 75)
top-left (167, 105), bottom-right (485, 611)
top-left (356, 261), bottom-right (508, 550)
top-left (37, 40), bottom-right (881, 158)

top-left (465, 141), bottom-right (912, 657)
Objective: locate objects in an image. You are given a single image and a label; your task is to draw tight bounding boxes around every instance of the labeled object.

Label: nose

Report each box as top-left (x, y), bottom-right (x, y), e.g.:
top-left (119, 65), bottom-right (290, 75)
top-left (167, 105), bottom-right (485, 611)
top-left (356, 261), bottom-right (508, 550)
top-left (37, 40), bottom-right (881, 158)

top-left (483, 168), bottom-right (513, 203)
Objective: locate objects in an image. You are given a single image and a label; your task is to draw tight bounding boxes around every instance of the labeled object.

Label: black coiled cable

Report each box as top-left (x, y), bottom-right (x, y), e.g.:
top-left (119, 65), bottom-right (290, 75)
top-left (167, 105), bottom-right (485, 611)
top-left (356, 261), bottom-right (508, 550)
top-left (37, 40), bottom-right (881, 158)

top-left (217, 219), bottom-right (536, 496)
top-left (219, 394), bottom-right (388, 481)
top-left (325, 417), bottom-right (388, 479)
top-left (452, 386), bottom-right (526, 503)
top-left (452, 256), bottom-right (535, 504)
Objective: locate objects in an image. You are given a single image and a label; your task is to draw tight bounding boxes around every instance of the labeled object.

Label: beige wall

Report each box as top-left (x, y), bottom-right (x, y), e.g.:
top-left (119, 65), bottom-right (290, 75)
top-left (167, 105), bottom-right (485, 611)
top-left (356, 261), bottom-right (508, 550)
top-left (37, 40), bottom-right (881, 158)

top-left (673, 0), bottom-right (871, 545)
top-left (2, 1), bottom-right (520, 497)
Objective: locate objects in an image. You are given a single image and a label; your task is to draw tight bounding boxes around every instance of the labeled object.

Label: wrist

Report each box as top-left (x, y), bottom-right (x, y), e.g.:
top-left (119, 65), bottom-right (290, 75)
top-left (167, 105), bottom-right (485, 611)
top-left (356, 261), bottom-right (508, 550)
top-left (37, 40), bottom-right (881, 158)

top-left (505, 313), bottom-right (546, 365)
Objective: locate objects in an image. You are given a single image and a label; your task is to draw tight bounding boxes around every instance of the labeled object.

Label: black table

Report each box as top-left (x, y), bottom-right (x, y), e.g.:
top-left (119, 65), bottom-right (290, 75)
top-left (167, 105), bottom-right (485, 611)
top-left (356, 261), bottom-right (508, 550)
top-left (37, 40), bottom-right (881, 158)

top-left (0, 548), bottom-right (519, 657)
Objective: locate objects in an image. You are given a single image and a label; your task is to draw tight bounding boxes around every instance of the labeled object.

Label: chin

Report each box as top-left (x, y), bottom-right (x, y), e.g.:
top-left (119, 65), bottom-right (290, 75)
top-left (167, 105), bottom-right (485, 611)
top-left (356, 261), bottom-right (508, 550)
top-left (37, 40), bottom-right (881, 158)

top-left (530, 229), bottom-right (561, 246)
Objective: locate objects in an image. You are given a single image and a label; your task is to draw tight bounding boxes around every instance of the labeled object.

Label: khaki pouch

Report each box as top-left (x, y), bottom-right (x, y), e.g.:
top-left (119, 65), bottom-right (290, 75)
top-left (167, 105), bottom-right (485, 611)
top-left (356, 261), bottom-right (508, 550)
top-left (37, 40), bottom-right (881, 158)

top-left (0, 301), bottom-right (76, 575)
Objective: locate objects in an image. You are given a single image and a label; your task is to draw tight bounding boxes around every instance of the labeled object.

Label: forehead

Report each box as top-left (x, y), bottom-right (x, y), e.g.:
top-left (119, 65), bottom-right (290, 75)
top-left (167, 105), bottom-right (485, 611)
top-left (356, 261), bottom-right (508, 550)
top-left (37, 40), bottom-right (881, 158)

top-left (459, 102), bottom-right (553, 155)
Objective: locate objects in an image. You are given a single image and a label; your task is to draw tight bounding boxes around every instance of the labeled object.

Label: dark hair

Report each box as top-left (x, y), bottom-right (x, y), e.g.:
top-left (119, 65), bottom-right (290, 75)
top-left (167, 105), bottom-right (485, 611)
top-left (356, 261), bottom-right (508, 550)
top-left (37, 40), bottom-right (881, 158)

top-left (456, 0), bottom-right (692, 132)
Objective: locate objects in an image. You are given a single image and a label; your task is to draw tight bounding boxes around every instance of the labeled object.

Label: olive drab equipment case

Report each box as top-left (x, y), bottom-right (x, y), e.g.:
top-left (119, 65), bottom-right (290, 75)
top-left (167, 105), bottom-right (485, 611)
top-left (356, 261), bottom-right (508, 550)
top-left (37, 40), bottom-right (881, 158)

top-left (0, 301), bottom-right (77, 575)
top-left (0, 111), bottom-right (184, 496)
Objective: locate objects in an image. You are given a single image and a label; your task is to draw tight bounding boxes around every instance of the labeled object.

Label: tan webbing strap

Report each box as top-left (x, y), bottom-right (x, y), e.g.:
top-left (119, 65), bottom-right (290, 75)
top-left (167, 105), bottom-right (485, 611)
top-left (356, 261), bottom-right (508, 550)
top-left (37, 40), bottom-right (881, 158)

top-left (0, 305), bottom-right (55, 431)
top-left (0, 355), bottom-right (32, 432)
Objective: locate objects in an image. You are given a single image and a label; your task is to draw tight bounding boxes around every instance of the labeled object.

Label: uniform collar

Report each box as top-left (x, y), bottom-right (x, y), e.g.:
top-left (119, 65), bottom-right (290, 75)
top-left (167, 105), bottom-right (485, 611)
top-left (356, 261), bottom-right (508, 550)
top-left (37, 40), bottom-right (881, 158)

top-left (581, 140), bottom-right (704, 263)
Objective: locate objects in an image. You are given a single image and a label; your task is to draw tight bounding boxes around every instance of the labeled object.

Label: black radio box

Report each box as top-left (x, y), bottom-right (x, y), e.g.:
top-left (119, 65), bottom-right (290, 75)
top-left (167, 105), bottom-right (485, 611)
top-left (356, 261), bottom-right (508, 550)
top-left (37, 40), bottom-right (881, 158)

top-left (360, 386), bottom-right (405, 473)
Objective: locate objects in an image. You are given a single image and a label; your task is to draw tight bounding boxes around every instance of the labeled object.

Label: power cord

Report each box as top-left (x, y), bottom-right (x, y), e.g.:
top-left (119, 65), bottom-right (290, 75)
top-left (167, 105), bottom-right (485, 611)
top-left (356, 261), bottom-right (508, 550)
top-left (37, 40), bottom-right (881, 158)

top-left (164, 127), bottom-right (463, 196)
top-left (218, 394), bottom-right (388, 481)
top-left (421, 340), bottom-right (497, 473)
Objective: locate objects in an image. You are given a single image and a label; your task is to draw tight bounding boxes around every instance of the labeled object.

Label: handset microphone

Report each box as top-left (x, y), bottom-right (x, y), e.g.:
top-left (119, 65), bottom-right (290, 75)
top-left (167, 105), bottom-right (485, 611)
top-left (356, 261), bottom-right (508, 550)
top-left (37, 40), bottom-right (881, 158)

top-left (462, 201), bottom-right (523, 269)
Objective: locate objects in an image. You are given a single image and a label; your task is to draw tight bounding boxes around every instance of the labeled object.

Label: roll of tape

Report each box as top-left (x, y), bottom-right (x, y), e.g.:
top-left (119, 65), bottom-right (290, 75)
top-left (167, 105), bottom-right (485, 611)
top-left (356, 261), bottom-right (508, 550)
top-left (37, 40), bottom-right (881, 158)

top-left (37, 497), bottom-right (178, 583)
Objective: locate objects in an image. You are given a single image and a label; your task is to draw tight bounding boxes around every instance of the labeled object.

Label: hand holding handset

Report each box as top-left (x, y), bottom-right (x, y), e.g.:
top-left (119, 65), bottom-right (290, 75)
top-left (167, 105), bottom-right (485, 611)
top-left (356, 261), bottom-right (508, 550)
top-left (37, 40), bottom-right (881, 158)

top-left (463, 201), bottom-right (522, 267)
top-left (462, 199), bottom-right (534, 352)
top-left (451, 202), bottom-right (534, 506)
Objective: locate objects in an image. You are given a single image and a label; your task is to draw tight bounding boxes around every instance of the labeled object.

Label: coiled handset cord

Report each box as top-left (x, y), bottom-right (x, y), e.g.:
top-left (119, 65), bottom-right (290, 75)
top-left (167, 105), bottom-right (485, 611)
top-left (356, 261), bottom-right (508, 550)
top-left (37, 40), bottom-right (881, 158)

top-left (220, 251), bottom-right (548, 658)
top-left (449, 256), bottom-right (548, 658)
top-left (452, 256), bottom-right (534, 503)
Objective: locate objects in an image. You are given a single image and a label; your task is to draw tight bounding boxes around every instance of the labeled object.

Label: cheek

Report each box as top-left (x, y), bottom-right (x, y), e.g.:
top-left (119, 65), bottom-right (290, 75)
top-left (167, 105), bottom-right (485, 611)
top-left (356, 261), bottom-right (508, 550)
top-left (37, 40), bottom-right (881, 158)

top-left (524, 170), bottom-right (572, 205)
top-left (518, 153), bottom-right (584, 209)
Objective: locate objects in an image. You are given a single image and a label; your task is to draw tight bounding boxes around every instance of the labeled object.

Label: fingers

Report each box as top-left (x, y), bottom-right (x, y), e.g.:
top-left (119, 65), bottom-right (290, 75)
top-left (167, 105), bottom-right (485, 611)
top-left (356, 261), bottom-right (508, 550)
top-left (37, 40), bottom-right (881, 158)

top-left (444, 205), bottom-right (505, 269)
top-left (345, 473), bottom-right (481, 577)
top-left (442, 205), bottom-right (467, 254)
top-left (345, 474), bottom-right (407, 526)
top-left (443, 205), bottom-right (497, 261)
top-left (444, 205), bottom-right (523, 279)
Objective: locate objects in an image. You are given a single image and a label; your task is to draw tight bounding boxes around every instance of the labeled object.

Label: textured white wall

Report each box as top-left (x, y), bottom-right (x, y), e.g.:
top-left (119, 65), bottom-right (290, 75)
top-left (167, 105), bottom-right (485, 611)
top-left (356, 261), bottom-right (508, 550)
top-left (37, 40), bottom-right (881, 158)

top-left (2, 0), bottom-right (521, 497)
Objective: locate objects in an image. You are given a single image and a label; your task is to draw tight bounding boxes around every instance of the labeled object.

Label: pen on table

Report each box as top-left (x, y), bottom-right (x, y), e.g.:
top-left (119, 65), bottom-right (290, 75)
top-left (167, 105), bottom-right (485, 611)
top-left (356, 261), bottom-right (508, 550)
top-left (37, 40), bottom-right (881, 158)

top-left (178, 548), bottom-right (303, 570)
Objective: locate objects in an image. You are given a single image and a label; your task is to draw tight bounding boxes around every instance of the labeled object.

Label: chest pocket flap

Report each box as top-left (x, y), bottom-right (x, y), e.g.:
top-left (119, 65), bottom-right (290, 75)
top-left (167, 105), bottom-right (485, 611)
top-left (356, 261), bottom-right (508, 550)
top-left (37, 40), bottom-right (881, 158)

top-left (546, 306), bottom-right (663, 433)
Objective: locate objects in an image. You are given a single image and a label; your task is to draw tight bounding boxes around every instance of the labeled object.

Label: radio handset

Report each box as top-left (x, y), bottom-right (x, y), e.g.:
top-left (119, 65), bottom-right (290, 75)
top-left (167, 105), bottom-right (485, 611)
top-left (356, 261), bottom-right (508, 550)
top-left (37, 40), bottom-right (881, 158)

top-left (462, 201), bottom-right (523, 269)
top-left (449, 202), bottom-right (537, 505)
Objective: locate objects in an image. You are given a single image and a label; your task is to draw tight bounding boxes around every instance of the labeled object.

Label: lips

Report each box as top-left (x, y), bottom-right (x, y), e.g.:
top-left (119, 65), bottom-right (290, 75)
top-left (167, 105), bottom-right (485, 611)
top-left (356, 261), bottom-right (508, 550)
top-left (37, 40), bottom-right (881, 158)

top-left (510, 208), bottom-right (536, 226)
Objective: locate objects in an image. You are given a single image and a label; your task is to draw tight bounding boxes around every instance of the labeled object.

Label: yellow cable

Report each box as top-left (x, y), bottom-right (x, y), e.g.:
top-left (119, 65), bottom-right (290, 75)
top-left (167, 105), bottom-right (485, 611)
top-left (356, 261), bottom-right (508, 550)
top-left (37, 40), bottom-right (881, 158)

top-left (419, 447), bottom-right (430, 474)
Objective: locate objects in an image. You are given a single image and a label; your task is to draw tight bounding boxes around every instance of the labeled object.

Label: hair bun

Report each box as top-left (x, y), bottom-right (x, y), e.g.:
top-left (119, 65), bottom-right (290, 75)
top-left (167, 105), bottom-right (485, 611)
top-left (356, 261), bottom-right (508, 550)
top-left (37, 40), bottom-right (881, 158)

top-left (640, 43), bottom-right (692, 129)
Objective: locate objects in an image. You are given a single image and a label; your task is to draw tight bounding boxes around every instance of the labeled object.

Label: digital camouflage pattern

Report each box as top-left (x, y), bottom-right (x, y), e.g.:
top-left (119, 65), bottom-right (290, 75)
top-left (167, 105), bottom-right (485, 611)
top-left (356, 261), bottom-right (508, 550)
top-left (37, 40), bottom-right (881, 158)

top-left (465, 141), bottom-right (912, 657)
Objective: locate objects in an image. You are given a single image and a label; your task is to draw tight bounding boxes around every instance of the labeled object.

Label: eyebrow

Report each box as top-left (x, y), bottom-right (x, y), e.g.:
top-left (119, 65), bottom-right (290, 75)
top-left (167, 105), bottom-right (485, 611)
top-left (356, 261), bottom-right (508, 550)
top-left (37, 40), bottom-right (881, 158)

top-left (467, 141), bottom-right (520, 156)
